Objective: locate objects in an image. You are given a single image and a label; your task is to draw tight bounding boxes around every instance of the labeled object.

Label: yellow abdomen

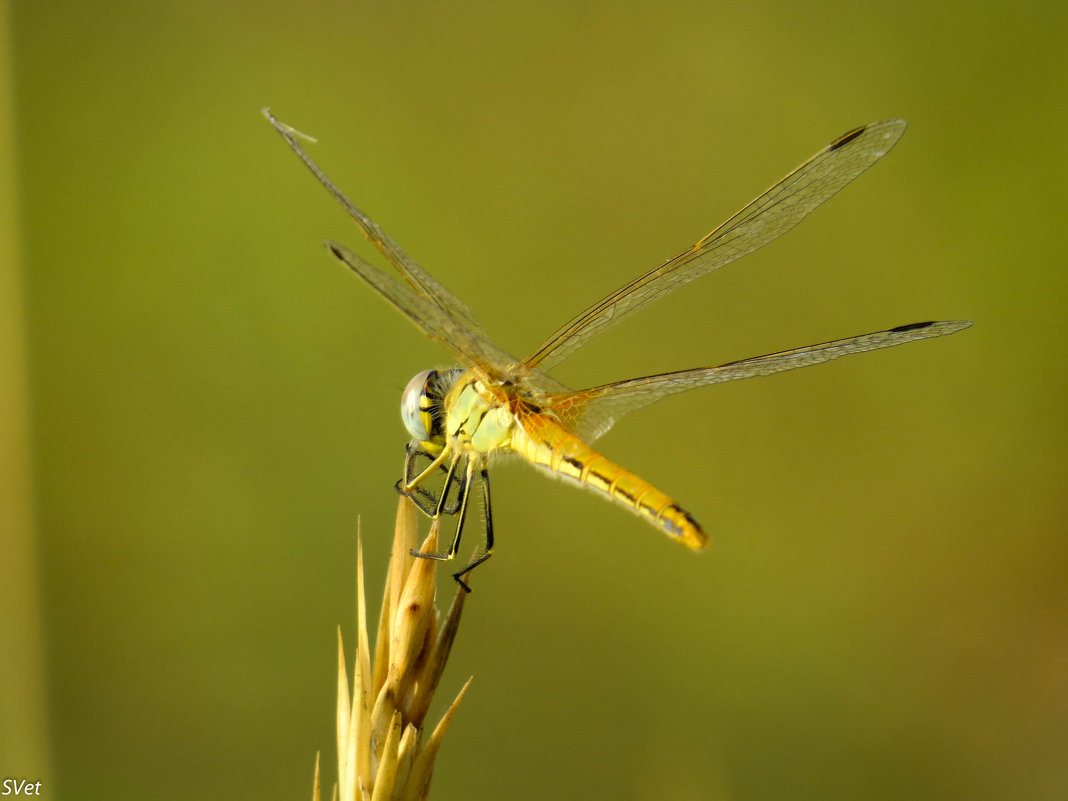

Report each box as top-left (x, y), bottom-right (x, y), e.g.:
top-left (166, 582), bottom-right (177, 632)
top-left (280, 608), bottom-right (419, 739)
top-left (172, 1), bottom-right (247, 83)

top-left (511, 410), bottom-right (708, 550)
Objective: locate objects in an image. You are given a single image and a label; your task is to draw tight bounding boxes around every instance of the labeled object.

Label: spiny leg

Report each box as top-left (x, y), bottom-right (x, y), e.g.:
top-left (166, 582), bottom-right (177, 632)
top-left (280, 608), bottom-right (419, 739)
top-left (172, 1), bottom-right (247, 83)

top-left (410, 455), bottom-right (472, 563)
top-left (407, 455), bottom-right (496, 594)
top-left (396, 442), bottom-right (438, 515)
top-left (452, 463), bottom-right (493, 592)
top-left (396, 441), bottom-right (464, 517)
top-left (402, 445), bottom-right (451, 495)
top-left (434, 455), bottom-right (464, 518)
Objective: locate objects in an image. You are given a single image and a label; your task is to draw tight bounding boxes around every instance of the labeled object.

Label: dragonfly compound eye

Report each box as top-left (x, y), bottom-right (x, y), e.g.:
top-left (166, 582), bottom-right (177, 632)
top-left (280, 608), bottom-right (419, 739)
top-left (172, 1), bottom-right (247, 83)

top-left (401, 369), bottom-right (438, 443)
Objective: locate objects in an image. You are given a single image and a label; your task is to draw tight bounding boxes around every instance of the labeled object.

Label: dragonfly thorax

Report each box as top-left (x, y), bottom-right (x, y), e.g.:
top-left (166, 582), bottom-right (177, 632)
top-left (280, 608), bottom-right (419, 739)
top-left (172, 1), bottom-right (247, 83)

top-left (443, 376), bottom-right (515, 455)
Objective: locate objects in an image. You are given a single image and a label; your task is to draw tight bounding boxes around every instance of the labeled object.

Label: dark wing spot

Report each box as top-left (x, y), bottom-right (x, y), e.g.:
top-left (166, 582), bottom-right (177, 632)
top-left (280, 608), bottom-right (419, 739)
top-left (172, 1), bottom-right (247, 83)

top-left (830, 125), bottom-right (866, 150)
top-left (890, 321), bottom-right (935, 333)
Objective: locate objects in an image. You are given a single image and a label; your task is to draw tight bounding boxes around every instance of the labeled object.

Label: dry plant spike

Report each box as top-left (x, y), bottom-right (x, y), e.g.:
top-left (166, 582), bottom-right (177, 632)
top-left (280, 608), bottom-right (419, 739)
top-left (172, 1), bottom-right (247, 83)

top-left (398, 678), bottom-right (473, 801)
top-left (346, 666), bottom-right (362, 800)
top-left (390, 523), bottom-right (438, 684)
top-left (404, 569), bottom-right (468, 728)
top-left (369, 680), bottom-right (397, 767)
top-left (389, 499), bottom-right (419, 608)
top-left (370, 712), bottom-right (403, 801)
top-left (374, 498), bottom-right (419, 695)
top-left (335, 628), bottom-right (354, 801)
top-left (395, 724), bottom-right (419, 789)
top-left (354, 526), bottom-right (373, 786)
top-left (317, 498), bottom-right (473, 800)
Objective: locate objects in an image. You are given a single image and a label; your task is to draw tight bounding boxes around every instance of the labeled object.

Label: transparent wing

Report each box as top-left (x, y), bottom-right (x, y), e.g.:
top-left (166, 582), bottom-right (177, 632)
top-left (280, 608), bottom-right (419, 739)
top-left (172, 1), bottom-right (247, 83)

top-left (326, 241), bottom-right (521, 377)
top-left (524, 119), bottom-right (909, 371)
top-left (549, 320), bottom-right (972, 442)
top-left (263, 108), bottom-right (491, 345)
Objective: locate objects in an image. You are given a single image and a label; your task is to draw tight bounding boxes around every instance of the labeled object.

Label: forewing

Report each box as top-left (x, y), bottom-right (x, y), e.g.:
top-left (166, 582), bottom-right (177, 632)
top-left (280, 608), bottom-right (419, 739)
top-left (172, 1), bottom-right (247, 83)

top-left (264, 108), bottom-right (491, 344)
top-left (524, 119), bottom-right (909, 371)
top-left (550, 320), bottom-right (972, 442)
top-left (327, 242), bottom-right (520, 376)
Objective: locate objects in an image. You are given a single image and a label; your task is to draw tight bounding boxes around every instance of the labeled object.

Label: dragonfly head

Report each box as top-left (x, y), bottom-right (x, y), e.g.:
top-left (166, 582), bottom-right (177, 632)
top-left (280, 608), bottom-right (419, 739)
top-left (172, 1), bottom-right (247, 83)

top-left (400, 368), bottom-right (462, 450)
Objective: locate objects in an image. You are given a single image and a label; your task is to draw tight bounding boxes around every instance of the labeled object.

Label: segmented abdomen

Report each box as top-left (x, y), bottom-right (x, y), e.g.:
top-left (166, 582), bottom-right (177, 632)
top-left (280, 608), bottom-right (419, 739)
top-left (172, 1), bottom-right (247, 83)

top-left (511, 411), bottom-right (707, 550)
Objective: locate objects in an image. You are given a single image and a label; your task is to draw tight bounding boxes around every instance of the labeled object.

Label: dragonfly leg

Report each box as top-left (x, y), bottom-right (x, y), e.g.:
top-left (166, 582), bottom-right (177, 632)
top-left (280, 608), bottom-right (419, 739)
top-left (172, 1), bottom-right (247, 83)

top-left (451, 465), bottom-right (493, 593)
top-left (409, 457), bottom-right (495, 593)
top-left (396, 442), bottom-right (464, 517)
top-left (396, 442), bottom-right (438, 515)
top-left (401, 445), bottom-right (451, 495)
top-left (434, 455), bottom-right (465, 518)
top-left (410, 455), bottom-right (471, 561)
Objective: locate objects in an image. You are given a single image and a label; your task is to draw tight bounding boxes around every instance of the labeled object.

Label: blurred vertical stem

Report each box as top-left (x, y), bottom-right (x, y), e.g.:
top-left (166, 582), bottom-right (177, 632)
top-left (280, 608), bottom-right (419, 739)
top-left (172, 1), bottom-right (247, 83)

top-left (0, 0), bottom-right (51, 779)
top-left (314, 497), bottom-right (472, 801)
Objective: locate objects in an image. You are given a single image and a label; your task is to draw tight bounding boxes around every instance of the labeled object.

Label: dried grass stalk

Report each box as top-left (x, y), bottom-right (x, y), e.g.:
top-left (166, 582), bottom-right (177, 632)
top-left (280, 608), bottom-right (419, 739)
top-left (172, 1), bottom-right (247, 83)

top-left (312, 497), bottom-right (472, 801)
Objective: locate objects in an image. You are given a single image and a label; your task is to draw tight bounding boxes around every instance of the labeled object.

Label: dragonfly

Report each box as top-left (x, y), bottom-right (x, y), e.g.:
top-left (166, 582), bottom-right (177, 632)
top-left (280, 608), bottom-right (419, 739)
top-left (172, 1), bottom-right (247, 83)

top-left (265, 110), bottom-right (971, 589)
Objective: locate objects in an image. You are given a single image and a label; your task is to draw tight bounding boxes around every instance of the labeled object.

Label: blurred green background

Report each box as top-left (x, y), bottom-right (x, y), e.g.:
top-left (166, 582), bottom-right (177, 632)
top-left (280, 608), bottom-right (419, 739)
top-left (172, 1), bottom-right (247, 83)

top-left (2, 0), bottom-right (1065, 799)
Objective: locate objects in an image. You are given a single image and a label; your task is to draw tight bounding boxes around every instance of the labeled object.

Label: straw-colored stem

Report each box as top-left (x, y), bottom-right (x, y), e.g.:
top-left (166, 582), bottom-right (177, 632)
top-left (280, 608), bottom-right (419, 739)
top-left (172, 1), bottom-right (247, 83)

top-left (318, 497), bottom-right (471, 801)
